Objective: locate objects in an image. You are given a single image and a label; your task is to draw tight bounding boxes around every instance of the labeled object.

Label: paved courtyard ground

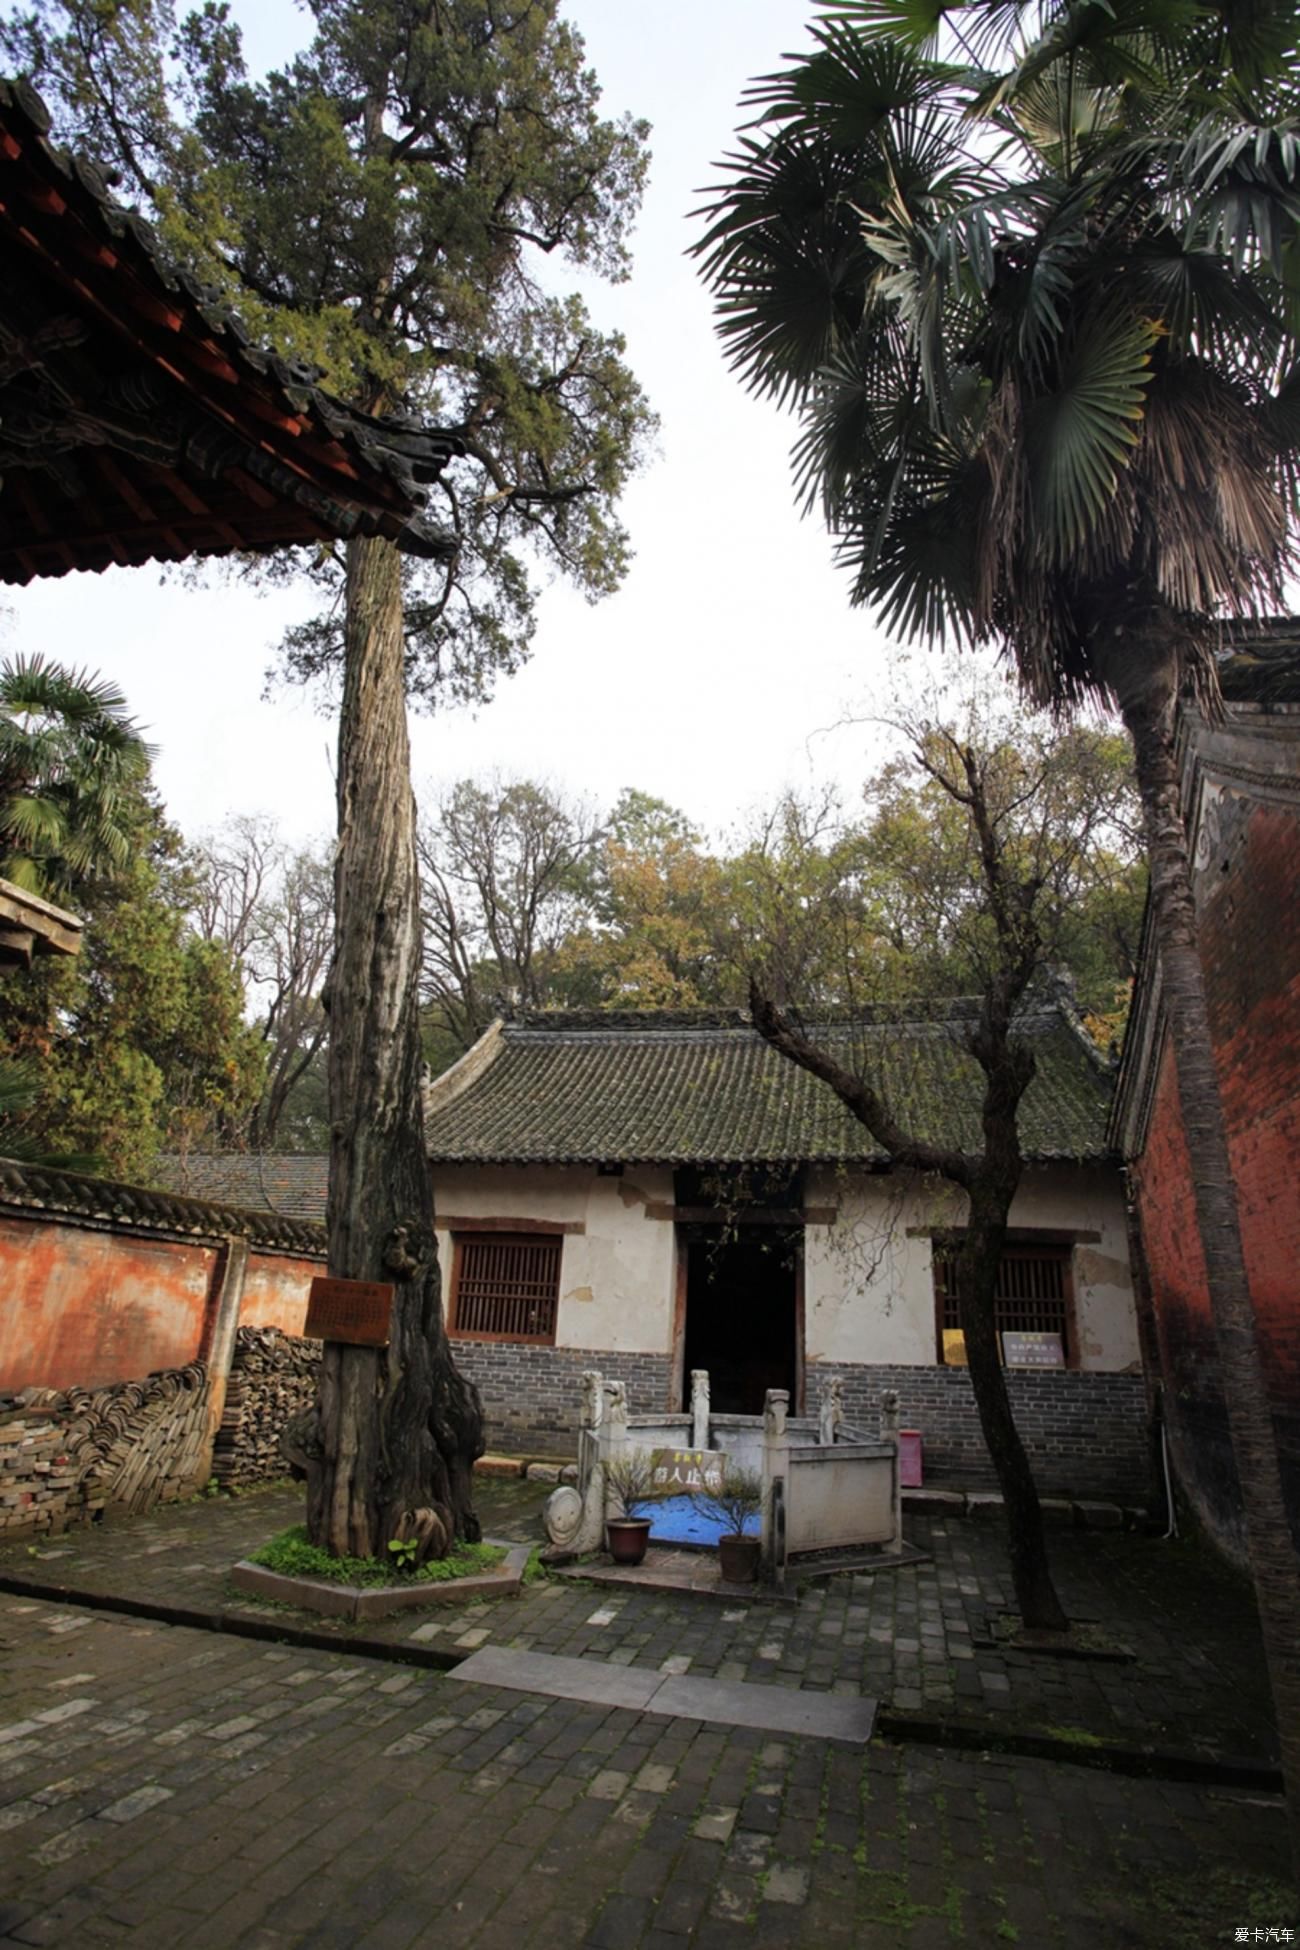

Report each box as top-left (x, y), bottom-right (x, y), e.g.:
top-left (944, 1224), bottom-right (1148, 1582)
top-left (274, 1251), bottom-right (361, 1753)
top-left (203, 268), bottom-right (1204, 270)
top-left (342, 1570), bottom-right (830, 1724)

top-left (0, 1483), bottom-right (1292, 1947)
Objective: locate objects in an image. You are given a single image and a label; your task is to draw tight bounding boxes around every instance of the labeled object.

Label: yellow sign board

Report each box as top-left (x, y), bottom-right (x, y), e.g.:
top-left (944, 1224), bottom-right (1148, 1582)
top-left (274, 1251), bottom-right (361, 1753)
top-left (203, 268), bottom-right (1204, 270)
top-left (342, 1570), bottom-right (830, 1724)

top-left (942, 1328), bottom-right (968, 1366)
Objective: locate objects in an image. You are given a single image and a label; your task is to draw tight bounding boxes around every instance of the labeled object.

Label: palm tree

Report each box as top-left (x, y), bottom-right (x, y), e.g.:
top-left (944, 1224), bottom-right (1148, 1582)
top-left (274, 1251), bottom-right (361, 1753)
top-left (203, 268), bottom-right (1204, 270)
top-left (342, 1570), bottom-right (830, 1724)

top-left (695, 0), bottom-right (1300, 1871)
top-left (0, 654), bottom-right (151, 901)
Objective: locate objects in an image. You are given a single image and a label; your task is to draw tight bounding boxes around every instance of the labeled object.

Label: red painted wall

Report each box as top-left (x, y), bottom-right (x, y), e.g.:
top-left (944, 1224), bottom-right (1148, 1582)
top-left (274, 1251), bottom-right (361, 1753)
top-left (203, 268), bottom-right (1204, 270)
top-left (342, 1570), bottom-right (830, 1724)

top-left (239, 1252), bottom-right (313, 1336)
top-left (1132, 796), bottom-right (1300, 1554)
top-left (0, 1215), bottom-right (319, 1395)
top-left (0, 1217), bottom-right (215, 1391)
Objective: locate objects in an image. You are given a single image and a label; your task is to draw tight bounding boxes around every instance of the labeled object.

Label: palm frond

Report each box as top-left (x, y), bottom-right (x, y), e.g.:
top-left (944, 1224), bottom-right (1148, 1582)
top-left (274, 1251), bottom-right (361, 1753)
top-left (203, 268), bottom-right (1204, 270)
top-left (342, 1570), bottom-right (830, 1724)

top-left (1022, 304), bottom-right (1157, 561)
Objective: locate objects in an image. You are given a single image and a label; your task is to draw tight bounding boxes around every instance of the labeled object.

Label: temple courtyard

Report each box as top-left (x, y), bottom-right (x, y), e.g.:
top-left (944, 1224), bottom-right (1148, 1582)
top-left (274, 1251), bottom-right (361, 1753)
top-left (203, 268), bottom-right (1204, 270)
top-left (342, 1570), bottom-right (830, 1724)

top-left (0, 1481), bottom-right (1290, 1948)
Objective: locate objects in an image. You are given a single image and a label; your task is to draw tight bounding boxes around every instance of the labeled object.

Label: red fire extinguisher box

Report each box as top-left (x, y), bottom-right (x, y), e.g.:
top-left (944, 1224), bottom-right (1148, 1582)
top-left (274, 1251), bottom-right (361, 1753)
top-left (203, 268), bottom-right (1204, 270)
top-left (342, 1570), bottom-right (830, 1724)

top-left (898, 1430), bottom-right (923, 1489)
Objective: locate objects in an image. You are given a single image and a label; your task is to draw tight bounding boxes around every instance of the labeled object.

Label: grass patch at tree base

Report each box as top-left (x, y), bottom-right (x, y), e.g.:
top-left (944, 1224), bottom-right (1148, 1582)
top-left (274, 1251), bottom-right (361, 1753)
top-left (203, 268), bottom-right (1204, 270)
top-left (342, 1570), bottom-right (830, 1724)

top-left (251, 1525), bottom-right (506, 1589)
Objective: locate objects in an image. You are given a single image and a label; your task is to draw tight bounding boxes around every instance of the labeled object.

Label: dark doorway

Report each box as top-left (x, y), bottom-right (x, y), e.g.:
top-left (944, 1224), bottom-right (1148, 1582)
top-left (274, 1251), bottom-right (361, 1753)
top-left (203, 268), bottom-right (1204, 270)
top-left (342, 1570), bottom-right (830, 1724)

top-left (680, 1227), bottom-right (800, 1415)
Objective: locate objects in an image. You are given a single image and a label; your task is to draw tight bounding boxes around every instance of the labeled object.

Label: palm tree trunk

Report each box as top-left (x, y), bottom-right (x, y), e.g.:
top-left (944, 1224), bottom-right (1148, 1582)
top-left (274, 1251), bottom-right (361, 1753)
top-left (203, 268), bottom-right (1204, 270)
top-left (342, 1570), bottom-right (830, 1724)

top-left (1118, 671), bottom-right (1300, 1881)
top-left (305, 534), bottom-right (483, 1559)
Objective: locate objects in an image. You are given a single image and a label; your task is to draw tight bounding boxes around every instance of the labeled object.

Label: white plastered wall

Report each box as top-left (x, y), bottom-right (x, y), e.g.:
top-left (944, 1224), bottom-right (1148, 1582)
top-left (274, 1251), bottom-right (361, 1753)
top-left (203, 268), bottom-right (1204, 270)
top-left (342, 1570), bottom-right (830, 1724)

top-left (433, 1158), bottom-right (1141, 1372)
top-left (803, 1161), bottom-right (1140, 1372)
top-left (432, 1164), bottom-right (677, 1354)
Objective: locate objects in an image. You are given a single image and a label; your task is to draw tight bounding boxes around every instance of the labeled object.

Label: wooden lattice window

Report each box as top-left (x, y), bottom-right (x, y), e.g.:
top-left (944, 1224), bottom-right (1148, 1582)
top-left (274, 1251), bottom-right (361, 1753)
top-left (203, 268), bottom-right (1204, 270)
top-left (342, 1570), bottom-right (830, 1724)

top-left (450, 1234), bottom-right (562, 1342)
top-left (935, 1243), bottom-right (1073, 1367)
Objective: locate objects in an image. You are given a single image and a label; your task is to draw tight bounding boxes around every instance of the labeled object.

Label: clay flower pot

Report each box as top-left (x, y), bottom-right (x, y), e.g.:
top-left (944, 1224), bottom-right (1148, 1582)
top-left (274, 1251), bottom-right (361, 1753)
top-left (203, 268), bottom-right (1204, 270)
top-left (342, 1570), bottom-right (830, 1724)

top-left (606, 1517), bottom-right (652, 1565)
top-left (718, 1532), bottom-right (761, 1584)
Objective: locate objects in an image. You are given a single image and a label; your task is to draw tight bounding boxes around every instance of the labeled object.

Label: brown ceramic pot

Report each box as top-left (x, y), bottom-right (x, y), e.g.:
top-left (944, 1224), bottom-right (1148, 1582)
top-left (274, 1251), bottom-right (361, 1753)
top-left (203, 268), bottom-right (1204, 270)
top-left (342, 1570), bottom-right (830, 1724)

top-left (606, 1517), bottom-right (652, 1565)
top-left (718, 1533), bottom-right (762, 1583)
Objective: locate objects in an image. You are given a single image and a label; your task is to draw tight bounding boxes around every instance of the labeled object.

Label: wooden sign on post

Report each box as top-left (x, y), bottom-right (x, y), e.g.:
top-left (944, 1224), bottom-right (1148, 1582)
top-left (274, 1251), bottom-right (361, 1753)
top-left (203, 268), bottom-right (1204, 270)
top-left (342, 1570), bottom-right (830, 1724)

top-left (305, 1276), bottom-right (395, 1347)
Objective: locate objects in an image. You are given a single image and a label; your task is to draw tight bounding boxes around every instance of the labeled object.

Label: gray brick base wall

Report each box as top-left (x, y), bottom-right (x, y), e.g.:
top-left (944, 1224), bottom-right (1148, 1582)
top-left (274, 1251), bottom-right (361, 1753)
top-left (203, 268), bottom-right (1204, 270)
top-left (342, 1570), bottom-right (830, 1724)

top-left (450, 1340), bottom-right (673, 1456)
top-left (452, 1339), bottom-right (1152, 1500)
top-left (826, 1364), bottom-right (1152, 1501)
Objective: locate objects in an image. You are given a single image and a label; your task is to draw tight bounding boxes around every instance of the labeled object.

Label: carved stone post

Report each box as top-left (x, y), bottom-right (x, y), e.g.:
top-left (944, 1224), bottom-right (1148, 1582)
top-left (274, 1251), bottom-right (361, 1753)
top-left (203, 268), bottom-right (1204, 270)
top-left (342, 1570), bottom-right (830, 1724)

top-left (599, 1379), bottom-right (630, 1524)
top-left (543, 1367), bottom-right (606, 1555)
top-left (761, 1387), bottom-right (791, 1586)
top-left (690, 1369), bottom-right (710, 1450)
top-left (879, 1387), bottom-right (903, 1554)
top-left (818, 1374), bottom-right (843, 1447)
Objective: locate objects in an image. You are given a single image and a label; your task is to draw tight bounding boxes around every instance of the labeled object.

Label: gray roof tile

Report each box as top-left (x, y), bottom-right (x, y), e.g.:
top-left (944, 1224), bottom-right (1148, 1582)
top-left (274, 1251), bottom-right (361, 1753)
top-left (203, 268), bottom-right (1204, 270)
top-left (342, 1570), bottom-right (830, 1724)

top-left (423, 1004), bottom-right (1115, 1167)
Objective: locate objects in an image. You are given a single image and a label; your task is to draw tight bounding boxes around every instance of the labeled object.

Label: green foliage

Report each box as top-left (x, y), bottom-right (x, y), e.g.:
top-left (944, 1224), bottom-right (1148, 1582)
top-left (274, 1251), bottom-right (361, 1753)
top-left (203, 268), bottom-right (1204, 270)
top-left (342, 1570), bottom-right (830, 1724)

top-left (386, 1536), bottom-right (420, 1573)
top-left (251, 1523), bottom-right (506, 1587)
top-left (694, 0), bottom-right (1300, 707)
top-left (5, 0), bottom-right (656, 711)
top-left (0, 794), bottom-right (264, 1181)
top-left (417, 702), bottom-right (1143, 1072)
top-left (0, 653), bottom-right (152, 902)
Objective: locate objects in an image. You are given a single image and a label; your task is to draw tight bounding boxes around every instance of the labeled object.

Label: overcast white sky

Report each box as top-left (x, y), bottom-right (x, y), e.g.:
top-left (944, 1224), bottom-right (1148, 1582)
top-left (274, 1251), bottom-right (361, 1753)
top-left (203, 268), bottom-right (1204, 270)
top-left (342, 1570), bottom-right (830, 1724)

top-left (4, 2), bottom-right (964, 851)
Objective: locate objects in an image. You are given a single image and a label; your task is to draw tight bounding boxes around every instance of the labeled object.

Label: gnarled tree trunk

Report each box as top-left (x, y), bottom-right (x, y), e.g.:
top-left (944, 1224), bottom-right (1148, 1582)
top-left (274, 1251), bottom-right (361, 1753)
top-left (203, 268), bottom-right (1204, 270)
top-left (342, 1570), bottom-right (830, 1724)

top-left (1111, 648), bottom-right (1300, 1880)
top-left (305, 534), bottom-right (484, 1559)
top-left (957, 1183), bottom-right (1068, 1633)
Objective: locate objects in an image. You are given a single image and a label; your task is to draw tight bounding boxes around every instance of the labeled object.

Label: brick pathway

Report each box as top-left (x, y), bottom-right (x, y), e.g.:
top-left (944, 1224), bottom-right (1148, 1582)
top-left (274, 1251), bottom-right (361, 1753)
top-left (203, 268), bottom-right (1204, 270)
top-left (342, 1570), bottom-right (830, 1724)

top-left (0, 1596), bottom-right (1292, 1948)
top-left (0, 1481), bottom-right (1278, 1766)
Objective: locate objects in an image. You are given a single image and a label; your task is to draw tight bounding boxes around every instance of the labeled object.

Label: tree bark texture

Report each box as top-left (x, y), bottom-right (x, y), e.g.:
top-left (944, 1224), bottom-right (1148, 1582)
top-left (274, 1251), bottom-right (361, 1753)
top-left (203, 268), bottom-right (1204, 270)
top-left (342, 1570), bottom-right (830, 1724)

top-left (305, 534), bottom-right (484, 1560)
top-left (956, 1184), bottom-right (1069, 1632)
top-left (1114, 666), bottom-right (1300, 1881)
top-left (749, 986), bottom-right (1068, 1630)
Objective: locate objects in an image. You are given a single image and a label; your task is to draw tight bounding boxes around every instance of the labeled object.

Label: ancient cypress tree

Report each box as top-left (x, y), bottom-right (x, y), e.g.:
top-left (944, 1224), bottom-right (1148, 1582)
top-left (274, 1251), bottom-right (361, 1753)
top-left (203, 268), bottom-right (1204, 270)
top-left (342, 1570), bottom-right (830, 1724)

top-left (7, 0), bottom-right (654, 1553)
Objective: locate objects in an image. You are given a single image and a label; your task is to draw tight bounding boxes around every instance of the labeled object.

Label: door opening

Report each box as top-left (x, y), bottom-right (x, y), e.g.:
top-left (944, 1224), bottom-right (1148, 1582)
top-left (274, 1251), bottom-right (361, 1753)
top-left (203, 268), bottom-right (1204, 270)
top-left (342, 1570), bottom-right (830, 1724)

top-left (680, 1226), bottom-right (800, 1415)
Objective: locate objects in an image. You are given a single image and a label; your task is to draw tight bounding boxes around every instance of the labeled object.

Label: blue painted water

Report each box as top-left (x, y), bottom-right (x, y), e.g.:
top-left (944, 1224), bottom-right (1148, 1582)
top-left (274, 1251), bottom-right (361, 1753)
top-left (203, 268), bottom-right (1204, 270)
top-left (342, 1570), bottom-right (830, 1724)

top-left (647, 1494), bottom-right (761, 1547)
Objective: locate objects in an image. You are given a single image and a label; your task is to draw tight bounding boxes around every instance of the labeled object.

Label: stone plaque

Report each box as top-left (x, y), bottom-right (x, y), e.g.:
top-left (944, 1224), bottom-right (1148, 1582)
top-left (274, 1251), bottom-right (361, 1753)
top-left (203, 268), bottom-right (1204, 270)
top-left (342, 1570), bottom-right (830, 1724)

top-left (648, 1448), bottom-right (725, 1498)
top-left (1001, 1330), bottom-right (1065, 1368)
top-left (305, 1276), bottom-right (395, 1347)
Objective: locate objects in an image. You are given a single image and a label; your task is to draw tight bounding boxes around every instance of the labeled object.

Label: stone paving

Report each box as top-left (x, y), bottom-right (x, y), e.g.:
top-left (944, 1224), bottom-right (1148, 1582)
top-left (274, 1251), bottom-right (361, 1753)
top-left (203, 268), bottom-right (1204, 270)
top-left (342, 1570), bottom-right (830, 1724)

top-left (0, 1480), bottom-right (1278, 1767)
top-left (0, 1595), bottom-right (1292, 1948)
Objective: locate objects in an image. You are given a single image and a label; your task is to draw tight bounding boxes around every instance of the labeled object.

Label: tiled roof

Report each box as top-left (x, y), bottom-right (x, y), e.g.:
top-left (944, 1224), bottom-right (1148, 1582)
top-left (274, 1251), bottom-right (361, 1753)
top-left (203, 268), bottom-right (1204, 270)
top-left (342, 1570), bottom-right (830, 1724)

top-left (0, 77), bottom-right (462, 584)
top-left (0, 1156), bottom-right (325, 1255)
top-left (151, 1154), bottom-right (328, 1229)
top-left (1217, 619), bottom-right (1300, 706)
top-left (423, 1003), bottom-right (1115, 1167)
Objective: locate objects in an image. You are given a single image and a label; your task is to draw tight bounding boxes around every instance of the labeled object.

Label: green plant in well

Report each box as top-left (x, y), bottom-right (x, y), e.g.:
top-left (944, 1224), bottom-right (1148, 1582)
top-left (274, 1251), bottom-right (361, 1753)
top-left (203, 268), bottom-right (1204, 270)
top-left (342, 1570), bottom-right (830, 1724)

top-left (251, 1525), bottom-right (505, 1588)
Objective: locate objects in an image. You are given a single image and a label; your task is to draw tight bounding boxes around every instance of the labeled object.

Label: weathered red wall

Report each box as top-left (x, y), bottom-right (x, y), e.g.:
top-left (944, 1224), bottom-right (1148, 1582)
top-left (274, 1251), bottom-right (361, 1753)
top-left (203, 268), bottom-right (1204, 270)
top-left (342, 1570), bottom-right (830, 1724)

top-left (0, 1217), bottom-right (215, 1392)
top-left (1132, 795), bottom-right (1300, 1554)
top-left (239, 1252), bottom-right (313, 1336)
top-left (0, 1215), bottom-right (320, 1395)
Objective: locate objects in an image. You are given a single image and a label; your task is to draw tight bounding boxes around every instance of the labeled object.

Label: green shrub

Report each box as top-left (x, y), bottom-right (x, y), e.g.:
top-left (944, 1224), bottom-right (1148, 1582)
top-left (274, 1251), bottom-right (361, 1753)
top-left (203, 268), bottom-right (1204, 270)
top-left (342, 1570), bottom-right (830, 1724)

top-left (251, 1525), bottom-right (506, 1588)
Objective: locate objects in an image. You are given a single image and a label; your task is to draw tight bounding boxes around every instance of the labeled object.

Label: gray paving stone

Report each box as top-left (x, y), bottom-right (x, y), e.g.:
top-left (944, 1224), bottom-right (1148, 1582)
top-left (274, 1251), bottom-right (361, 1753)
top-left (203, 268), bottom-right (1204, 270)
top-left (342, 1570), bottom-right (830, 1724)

top-left (450, 1647), bottom-right (662, 1711)
top-left (652, 1674), bottom-right (876, 1744)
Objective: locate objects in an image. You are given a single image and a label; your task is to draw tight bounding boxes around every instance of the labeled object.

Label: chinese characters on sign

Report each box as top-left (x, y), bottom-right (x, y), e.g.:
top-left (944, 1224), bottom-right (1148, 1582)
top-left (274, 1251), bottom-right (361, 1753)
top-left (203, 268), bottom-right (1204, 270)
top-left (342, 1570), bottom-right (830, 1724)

top-left (649, 1449), bottom-right (725, 1497)
top-left (305, 1276), bottom-right (395, 1347)
top-left (1000, 1330), bottom-right (1066, 1368)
